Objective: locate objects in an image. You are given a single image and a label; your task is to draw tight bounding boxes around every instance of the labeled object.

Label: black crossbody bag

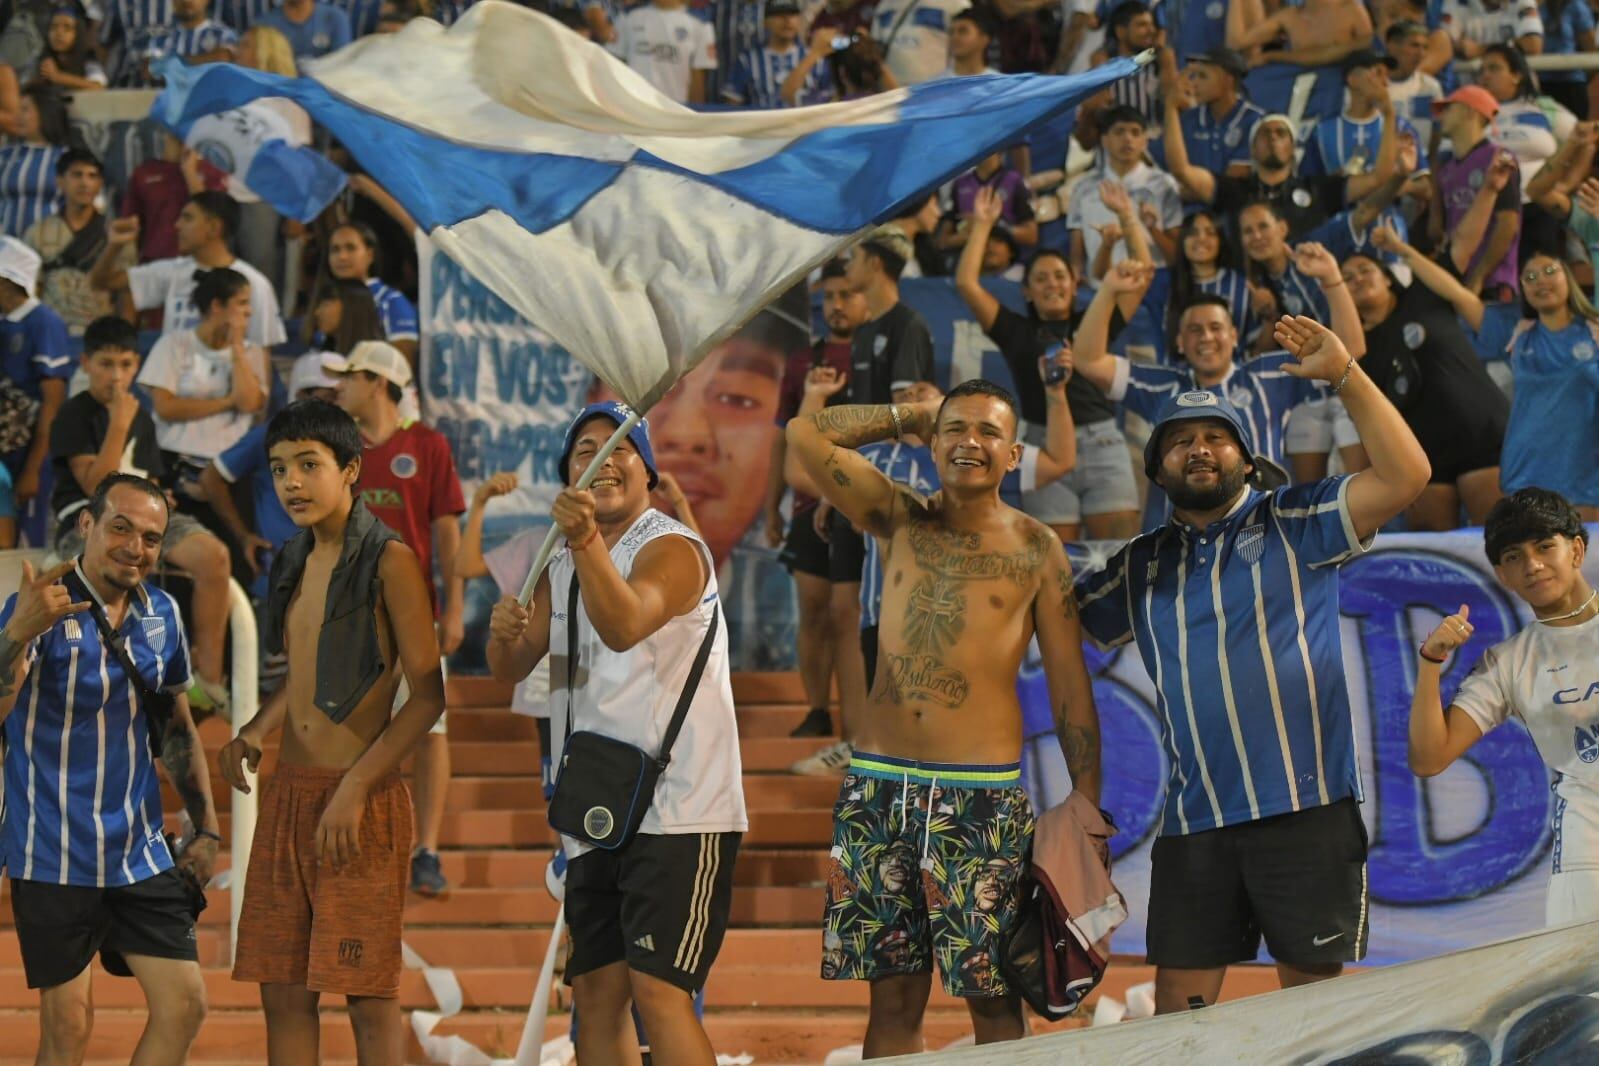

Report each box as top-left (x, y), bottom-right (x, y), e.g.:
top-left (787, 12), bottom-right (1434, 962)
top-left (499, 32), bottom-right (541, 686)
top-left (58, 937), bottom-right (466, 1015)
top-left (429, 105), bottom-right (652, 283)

top-left (81, 590), bottom-right (176, 766)
top-left (546, 572), bottom-right (720, 851)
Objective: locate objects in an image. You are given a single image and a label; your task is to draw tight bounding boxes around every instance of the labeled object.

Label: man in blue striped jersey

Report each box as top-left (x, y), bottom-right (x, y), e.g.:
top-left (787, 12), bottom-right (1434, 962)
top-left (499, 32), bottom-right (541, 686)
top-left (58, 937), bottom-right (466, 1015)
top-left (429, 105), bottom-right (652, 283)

top-left (1300, 50), bottom-right (1424, 182)
top-left (0, 473), bottom-right (219, 1063)
top-left (129, 0), bottom-right (239, 87)
top-left (1150, 47), bottom-right (1261, 192)
top-left (720, 0), bottom-right (821, 109)
top-left (1075, 314), bottom-right (1430, 1014)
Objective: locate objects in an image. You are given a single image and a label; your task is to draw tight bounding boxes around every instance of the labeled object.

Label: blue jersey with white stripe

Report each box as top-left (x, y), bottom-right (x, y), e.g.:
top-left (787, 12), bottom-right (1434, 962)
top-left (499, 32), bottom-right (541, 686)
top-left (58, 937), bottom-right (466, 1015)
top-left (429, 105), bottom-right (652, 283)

top-left (0, 569), bottom-right (191, 886)
top-left (1262, 258), bottom-right (1331, 324)
top-left (368, 278), bottom-right (419, 341)
top-left (133, 20), bottom-right (239, 86)
top-left (1301, 112), bottom-right (1425, 178)
top-left (1194, 268), bottom-right (1257, 352)
top-left (0, 145), bottom-right (63, 238)
top-left (858, 441), bottom-right (939, 629)
top-left (0, 299), bottom-right (73, 403)
top-left (722, 43), bottom-right (821, 109)
top-left (1156, 99), bottom-right (1263, 185)
top-left (1076, 478), bottom-right (1369, 835)
top-left (214, 0), bottom-right (277, 32)
top-left (1115, 353), bottom-right (1319, 467)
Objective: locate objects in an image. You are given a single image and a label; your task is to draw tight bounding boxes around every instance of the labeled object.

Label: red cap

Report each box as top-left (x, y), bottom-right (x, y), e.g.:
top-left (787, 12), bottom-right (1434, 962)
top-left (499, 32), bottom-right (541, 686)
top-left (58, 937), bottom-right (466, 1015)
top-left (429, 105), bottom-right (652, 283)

top-left (1432, 85), bottom-right (1499, 121)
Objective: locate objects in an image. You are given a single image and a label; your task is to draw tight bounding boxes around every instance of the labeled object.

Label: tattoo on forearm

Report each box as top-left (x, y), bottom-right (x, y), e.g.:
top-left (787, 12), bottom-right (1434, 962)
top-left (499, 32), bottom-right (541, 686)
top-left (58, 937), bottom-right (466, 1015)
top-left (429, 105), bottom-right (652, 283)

top-left (824, 448), bottom-right (852, 488)
top-left (810, 405), bottom-right (910, 448)
top-left (1057, 567), bottom-right (1079, 619)
top-left (1058, 716), bottom-right (1100, 786)
top-left (0, 631), bottom-right (24, 699)
top-left (161, 724), bottom-right (212, 830)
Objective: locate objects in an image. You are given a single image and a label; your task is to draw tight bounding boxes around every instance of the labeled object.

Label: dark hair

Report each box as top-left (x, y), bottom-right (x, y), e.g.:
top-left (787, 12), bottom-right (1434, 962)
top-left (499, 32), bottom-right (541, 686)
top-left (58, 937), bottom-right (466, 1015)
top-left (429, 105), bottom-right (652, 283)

top-left (1342, 250), bottom-right (1402, 296)
top-left (87, 472), bottom-right (168, 521)
top-left (831, 35), bottom-right (888, 98)
top-left (187, 190), bottom-right (240, 243)
top-left (22, 84), bottom-right (71, 146)
top-left (193, 267), bottom-right (249, 317)
top-left (83, 315), bottom-right (139, 357)
top-left (1384, 19), bottom-right (1427, 46)
top-left (952, 7), bottom-right (996, 38)
top-left (986, 225), bottom-right (1019, 264)
top-left (379, 0), bottom-right (426, 23)
top-left (551, 5), bottom-right (587, 32)
top-left (859, 236), bottom-right (907, 281)
top-left (54, 146), bottom-right (100, 178)
top-left (266, 398), bottom-right (364, 469)
top-left (44, 7), bottom-right (93, 77)
top-left (936, 378), bottom-right (1020, 437)
top-left (1481, 43), bottom-right (1538, 100)
top-left (1107, 0), bottom-right (1150, 36)
top-left (361, 370), bottom-right (405, 405)
top-left (1099, 104), bottom-right (1148, 134)
top-left (1484, 488), bottom-right (1590, 565)
top-left (819, 257), bottom-right (849, 282)
top-left (1178, 293), bottom-right (1234, 323)
top-left (331, 220), bottom-right (383, 278)
top-left (893, 192), bottom-right (937, 223)
top-left (1168, 211), bottom-right (1242, 349)
top-left (311, 278), bottom-right (384, 353)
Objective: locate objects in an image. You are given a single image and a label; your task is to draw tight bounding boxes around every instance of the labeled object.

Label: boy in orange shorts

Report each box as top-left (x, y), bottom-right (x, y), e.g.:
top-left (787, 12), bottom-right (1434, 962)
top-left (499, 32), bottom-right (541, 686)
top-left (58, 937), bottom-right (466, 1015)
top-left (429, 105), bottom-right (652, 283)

top-left (219, 399), bottom-right (445, 1064)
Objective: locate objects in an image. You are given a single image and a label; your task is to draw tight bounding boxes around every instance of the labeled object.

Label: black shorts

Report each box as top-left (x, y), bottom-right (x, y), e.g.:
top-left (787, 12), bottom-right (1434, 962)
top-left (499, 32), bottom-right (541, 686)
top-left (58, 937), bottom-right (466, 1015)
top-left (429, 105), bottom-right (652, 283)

top-left (1146, 798), bottom-right (1368, 969)
top-left (861, 624), bottom-right (879, 692)
top-left (9, 869), bottom-right (201, 989)
top-left (778, 504), bottom-right (830, 580)
top-left (828, 509), bottom-right (865, 585)
top-left (565, 831), bottom-right (742, 995)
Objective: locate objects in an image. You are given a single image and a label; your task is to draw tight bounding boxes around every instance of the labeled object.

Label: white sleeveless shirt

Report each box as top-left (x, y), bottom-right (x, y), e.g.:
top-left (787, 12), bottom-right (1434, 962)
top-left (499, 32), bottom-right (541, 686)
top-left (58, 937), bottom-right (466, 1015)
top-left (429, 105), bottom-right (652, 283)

top-left (548, 509), bottom-right (747, 858)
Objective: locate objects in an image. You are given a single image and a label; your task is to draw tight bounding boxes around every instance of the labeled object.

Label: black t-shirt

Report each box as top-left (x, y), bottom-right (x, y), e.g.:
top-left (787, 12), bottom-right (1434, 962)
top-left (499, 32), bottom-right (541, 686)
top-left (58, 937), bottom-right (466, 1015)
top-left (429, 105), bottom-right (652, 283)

top-left (48, 390), bottom-right (166, 519)
top-left (847, 301), bottom-right (936, 406)
top-left (1215, 173), bottom-right (1347, 239)
top-left (985, 304), bottom-right (1119, 426)
top-left (1362, 282), bottom-right (1509, 455)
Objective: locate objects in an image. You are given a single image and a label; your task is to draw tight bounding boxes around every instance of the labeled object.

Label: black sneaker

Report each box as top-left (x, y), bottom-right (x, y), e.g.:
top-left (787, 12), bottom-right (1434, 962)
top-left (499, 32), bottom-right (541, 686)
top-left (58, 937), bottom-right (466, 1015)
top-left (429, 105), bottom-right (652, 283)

top-left (410, 847), bottom-right (448, 897)
top-left (789, 707), bottom-right (832, 738)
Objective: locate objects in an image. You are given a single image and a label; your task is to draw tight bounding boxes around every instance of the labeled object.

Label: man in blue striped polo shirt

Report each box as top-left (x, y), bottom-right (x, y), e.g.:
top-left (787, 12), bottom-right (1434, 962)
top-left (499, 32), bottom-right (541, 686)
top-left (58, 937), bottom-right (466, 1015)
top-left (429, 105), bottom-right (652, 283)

top-left (1075, 315), bottom-right (1430, 1014)
top-left (0, 473), bottom-right (219, 1061)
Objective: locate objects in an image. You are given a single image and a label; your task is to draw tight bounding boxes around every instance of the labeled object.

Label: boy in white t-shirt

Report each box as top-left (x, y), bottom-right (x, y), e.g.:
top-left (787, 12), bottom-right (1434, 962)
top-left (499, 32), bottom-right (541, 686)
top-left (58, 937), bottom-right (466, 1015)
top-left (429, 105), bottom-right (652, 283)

top-left (616, 0), bottom-right (718, 104)
top-left (1410, 487), bottom-right (1599, 926)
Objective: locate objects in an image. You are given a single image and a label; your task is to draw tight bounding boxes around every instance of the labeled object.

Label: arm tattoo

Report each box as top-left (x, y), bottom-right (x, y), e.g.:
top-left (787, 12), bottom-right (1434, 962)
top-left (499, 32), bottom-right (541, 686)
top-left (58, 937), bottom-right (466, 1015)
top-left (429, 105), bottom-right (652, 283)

top-left (1057, 565), bottom-right (1079, 620)
top-left (160, 722), bottom-right (212, 830)
top-left (0, 630), bottom-right (25, 699)
top-left (809, 405), bottom-right (914, 448)
top-left (1058, 716), bottom-right (1101, 788)
top-left (824, 447), bottom-right (852, 488)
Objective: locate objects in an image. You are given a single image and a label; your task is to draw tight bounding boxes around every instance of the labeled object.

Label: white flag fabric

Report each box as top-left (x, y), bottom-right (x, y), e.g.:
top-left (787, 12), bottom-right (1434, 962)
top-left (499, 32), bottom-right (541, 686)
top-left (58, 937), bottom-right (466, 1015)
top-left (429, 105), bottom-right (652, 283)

top-left (156, 1), bottom-right (1139, 408)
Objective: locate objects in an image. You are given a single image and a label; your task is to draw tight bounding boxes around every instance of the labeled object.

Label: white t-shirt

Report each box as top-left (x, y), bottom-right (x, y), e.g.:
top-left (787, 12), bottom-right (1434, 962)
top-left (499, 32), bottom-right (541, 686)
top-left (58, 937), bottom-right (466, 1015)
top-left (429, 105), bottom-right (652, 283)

top-left (127, 255), bottom-right (287, 348)
top-left (548, 508), bottom-right (747, 858)
top-left (1438, 0), bottom-right (1544, 47)
top-left (136, 330), bottom-right (270, 459)
top-left (873, 0), bottom-right (975, 87)
top-left (1388, 69), bottom-right (1444, 149)
top-left (617, 4), bottom-right (717, 103)
top-left (484, 528), bottom-right (550, 719)
top-left (1451, 611), bottom-right (1599, 874)
top-left (1066, 161), bottom-right (1184, 284)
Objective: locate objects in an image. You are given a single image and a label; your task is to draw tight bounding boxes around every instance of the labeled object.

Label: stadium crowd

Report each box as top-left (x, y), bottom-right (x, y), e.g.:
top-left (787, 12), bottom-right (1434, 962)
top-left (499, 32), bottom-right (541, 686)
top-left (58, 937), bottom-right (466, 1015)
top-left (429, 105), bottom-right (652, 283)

top-left (0, 0), bottom-right (1597, 1061)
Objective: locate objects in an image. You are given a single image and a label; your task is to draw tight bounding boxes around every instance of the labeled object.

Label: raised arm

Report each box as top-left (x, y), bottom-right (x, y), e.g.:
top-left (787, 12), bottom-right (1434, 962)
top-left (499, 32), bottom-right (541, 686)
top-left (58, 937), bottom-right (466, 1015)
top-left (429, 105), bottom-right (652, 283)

top-left (785, 397), bottom-right (939, 537)
top-left (89, 216), bottom-right (138, 294)
top-left (1072, 259), bottom-right (1152, 392)
top-left (955, 187), bottom-right (1006, 330)
top-left (1370, 225), bottom-right (1485, 330)
top-left (456, 472), bottom-right (518, 581)
top-left (1408, 605), bottom-right (1486, 777)
top-left (1159, 56), bottom-right (1216, 203)
top-left (1345, 86), bottom-right (1398, 201)
top-left (1274, 316), bottom-right (1430, 539)
top-left (1033, 533), bottom-right (1100, 803)
top-left (1291, 242), bottom-right (1365, 358)
top-left (1034, 347), bottom-right (1076, 483)
top-left (0, 560), bottom-right (90, 723)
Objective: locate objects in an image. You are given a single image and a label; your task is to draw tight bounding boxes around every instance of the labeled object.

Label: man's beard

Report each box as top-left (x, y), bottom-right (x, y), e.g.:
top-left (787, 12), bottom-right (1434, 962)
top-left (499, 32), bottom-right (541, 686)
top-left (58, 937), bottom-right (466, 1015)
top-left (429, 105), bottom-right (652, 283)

top-left (1163, 461), bottom-right (1249, 512)
top-left (1255, 156), bottom-right (1290, 176)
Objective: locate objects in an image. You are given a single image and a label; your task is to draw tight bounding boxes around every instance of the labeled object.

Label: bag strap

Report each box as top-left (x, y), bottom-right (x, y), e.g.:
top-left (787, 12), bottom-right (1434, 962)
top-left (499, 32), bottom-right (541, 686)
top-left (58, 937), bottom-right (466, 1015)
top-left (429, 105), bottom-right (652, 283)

top-left (879, 0), bottom-right (925, 55)
top-left (561, 564), bottom-right (721, 770)
top-left (80, 583), bottom-right (172, 757)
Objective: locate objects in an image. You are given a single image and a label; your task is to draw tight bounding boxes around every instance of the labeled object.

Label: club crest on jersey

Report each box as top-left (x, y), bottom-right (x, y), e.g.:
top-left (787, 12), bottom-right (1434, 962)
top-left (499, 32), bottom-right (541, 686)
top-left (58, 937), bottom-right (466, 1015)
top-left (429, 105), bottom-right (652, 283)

top-left (873, 334), bottom-right (888, 355)
top-left (1291, 188), bottom-right (1311, 207)
top-left (142, 617), bottom-right (167, 654)
top-left (1230, 386), bottom-right (1252, 409)
top-left (1224, 126), bottom-right (1242, 148)
top-left (1575, 724), bottom-right (1599, 764)
top-left (1236, 524), bottom-right (1266, 565)
top-left (1574, 341), bottom-right (1595, 362)
top-left (390, 454), bottom-right (418, 479)
top-left (1206, 0), bottom-right (1224, 16)
top-left (1403, 322), bottom-right (1426, 349)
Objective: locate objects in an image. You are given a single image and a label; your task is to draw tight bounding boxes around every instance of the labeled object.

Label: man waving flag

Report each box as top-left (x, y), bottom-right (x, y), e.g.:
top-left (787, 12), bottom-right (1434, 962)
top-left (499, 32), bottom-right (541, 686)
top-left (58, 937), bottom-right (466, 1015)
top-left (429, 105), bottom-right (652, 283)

top-left (155, 1), bottom-right (1140, 410)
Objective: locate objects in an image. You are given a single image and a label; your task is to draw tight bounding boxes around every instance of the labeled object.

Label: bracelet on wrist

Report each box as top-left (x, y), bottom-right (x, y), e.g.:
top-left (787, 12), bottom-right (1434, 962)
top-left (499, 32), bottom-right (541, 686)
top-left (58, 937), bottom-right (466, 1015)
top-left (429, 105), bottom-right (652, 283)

top-left (1329, 356), bottom-right (1356, 394)
top-left (1319, 279), bottom-right (1345, 290)
top-left (1419, 644), bottom-right (1448, 665)
top-left (192, 828), bottom-right (223, 845)
top-left (889, 404), bottom-right (904, 440)
top-left (571, 526), bottom-right (601, 553)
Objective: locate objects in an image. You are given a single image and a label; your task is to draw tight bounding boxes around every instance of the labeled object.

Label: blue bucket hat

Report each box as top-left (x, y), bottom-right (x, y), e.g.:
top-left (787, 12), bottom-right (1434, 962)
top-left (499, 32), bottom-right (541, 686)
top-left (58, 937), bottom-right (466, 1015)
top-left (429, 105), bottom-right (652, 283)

top-left (558, 401), bottom-right (659, 490)
top-left (1143, 390), bottom-right (1288, 490)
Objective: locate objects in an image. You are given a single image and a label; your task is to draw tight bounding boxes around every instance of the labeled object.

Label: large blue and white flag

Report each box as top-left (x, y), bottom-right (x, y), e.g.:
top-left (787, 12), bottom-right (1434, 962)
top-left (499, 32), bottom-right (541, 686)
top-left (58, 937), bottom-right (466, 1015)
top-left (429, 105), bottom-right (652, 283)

top-left (156, 1), bottom-right (1139, 408)
top-left (158, 60), bottom-right (347, 224)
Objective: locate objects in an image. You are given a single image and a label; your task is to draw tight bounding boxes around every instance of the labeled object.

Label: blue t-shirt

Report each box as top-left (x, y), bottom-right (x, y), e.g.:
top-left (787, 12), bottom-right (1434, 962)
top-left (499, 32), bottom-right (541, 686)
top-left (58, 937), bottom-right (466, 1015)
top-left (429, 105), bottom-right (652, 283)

top-left (1541, 1), bottom-right (1596, 82)
top-left (1154, 99), bottom-right (1264, 190)
top-left (259, 3), bottom-right (352, 60)
top-left (1500, 318), bottom-right (1599, 506)
top-left (0, 299), bottom-right (72, 404)
top-left (368, 278), bottom-right (419, 342)
top-left (0, 567), bottom-right (190, 885)
top-left (1301, 113), bottom-right (1425, 179)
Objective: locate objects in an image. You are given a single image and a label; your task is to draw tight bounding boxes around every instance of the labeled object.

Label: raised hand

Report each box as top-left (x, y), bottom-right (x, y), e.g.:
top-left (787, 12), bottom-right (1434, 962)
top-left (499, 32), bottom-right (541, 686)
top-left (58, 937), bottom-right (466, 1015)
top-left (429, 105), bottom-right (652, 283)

top-left (473, 471), bottom-right (519, 506)
top-left (489, 595), bottom-right (531, 644)
top-left (804, 364), bottom-right (848, 399)
top-left (1483, 151), bottom-right (1516, 194)
top-left (972, 185), bottom-right (1005, 227)
top-left (1104, 258), bottom-right (1154, 294)
top-left (1099, 179), bottom-right (1132, 219)
top-left (1577, 177), bottom-right (1599, 219)
top-left (1273, 315), bottom-right (1354, 382)
top-left (1369, 223), bottom-right (1404, 254)
top-left (1420, 604), bottom-right (1473, 661)
top-left (1291, 241), bottom-right (1339, 282)
top-left (551, 487), bottom-right (598, 547)
top-left (4, 560), bottom-right (90, 644)
top-left (108, 216), bottom-right (139, 246)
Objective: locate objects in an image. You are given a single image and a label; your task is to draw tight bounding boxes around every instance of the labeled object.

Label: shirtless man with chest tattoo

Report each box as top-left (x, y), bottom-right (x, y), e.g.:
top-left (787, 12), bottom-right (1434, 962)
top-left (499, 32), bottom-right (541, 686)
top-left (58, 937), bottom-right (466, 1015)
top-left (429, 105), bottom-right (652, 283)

top-left (787, 378), bottom-right (1100, 1056)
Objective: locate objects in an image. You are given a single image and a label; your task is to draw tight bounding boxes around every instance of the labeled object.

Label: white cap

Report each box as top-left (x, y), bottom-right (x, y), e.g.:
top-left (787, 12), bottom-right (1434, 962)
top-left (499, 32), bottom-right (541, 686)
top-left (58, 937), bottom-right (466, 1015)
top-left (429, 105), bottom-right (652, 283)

top-left (288, 351), bottom-right (341, 398)
top-left (324, 340), bottom-right (414, 388)
top-left (0, 237), bottom-right (41, 297)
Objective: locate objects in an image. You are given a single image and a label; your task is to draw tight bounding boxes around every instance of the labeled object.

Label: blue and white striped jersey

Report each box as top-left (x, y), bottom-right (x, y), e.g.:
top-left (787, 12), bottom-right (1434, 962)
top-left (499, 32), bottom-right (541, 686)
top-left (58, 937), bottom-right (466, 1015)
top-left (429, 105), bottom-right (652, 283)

top-left (1260, 257), bottom-right (1331, 324)
top-left (1194, 268), bottom-right (1257, 352)
top-left (1156, 99), bottom-right (1264, 185)
top-left (1300, 112), bottom-right (1425, 178)
top-left (721, 43), bottom-right (823, 109)
top-left (367, 278), bottom-right (418, 341)
top-left (1076, 477), bottom-right (1370, 835)
top-left (0, 566), bottom-right (191, 886)
top-left (0, 145), bottom-right (63, 239)
top-left (99, 0), bottom-right (175, 45)
top-left (214, 0), bottom-right (276, 33)
top-left (132, 20), bottom-right (240, 86)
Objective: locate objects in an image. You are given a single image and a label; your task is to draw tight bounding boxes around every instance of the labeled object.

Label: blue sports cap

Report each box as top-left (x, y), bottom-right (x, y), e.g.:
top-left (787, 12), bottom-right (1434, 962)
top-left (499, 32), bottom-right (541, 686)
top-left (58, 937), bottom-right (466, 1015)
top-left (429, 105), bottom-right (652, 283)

top-left (558, 401), bottom-right (659, 490)
top-left (1143, 390), bottom-right (1288, 489)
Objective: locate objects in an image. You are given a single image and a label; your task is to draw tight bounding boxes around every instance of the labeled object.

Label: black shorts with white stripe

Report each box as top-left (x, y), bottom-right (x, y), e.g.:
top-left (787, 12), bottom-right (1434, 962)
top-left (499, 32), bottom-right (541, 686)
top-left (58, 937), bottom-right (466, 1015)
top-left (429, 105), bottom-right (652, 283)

top-left (565, 831), bottom-right (743, 995)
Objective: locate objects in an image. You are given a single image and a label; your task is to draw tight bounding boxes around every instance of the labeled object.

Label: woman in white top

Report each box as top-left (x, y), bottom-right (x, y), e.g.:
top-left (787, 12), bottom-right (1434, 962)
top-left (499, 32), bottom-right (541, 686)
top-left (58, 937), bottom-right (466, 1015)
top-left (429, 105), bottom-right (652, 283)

top-left (1410, 487), bottom-right (1599, 926)
top-left (137, 267), bottom-right (269, 489)
top-left (1477, 44), bottom-right (1560, 188)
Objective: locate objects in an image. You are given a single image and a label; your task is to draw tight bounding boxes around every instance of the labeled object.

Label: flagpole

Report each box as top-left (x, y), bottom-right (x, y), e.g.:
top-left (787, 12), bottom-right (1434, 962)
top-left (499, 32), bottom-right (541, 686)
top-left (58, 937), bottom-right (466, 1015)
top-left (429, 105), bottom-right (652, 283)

top-left (516, 408), bottom-right (646, 606)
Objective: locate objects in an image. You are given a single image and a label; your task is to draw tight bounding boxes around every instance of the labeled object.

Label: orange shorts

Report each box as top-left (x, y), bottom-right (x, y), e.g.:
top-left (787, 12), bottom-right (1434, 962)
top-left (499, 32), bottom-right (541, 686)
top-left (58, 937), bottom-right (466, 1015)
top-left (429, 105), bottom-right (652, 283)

top-left (232, 764), bottom-right (412, 998)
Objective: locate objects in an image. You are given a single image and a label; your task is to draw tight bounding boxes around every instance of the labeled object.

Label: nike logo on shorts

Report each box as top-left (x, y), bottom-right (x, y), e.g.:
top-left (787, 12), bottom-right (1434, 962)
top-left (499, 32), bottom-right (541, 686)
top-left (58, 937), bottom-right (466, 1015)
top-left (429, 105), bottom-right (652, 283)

top-left (1312, 932), bottom-right (1344, 947)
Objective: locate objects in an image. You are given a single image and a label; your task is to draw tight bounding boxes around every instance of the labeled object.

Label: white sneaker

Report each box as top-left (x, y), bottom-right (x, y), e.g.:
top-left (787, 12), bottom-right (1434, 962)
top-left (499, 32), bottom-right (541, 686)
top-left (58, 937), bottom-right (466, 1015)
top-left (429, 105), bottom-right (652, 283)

top-left (791, 740), bottom-right (853, 776)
